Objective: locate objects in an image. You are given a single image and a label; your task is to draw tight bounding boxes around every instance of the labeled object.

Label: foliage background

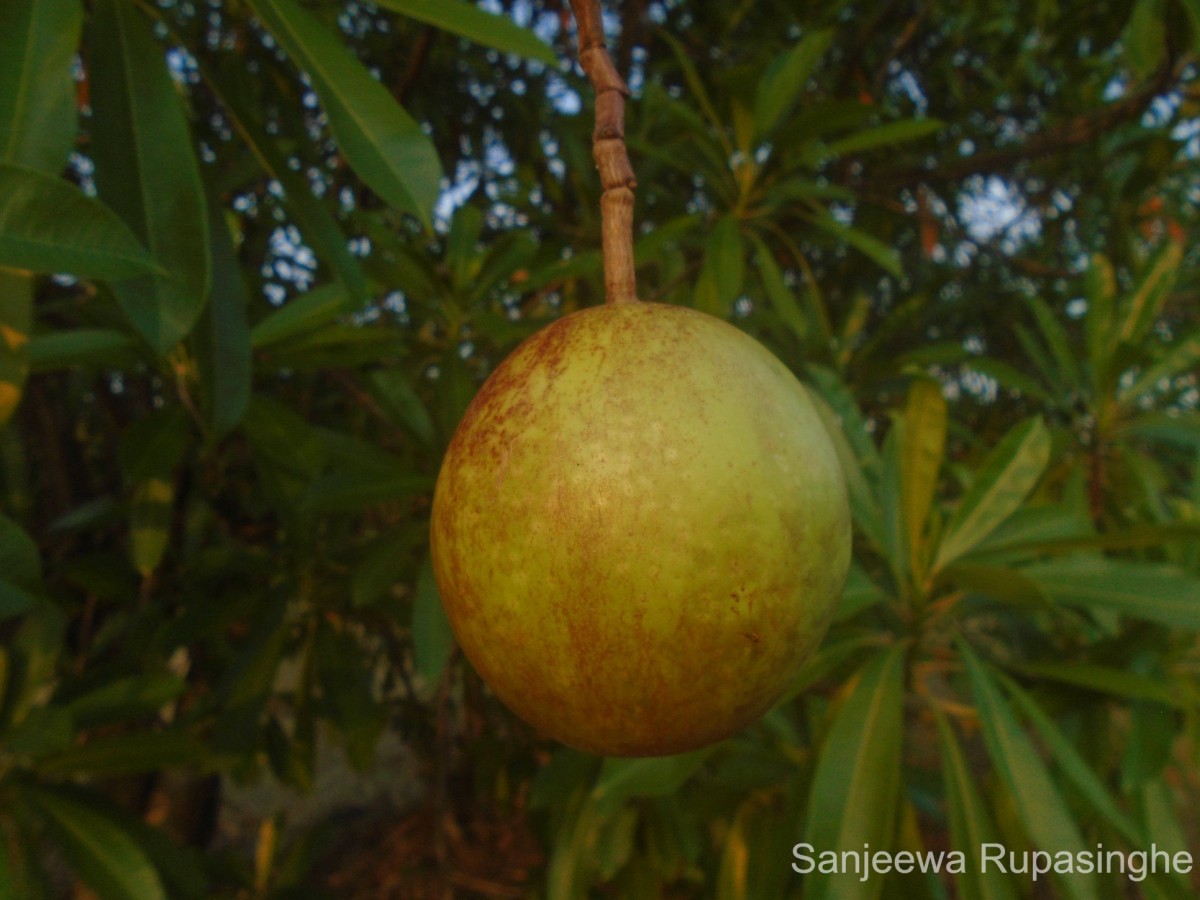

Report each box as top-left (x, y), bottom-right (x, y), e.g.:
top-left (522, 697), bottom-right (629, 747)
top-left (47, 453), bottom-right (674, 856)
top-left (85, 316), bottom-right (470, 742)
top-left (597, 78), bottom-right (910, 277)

top-left (0, 0), bottom-right (1199, 897)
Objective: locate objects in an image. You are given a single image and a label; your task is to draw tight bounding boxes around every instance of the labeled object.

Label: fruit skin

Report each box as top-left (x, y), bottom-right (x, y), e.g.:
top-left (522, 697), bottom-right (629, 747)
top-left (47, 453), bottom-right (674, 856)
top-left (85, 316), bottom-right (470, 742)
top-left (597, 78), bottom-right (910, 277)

top-left (430, 302), bottom-right (850, 756)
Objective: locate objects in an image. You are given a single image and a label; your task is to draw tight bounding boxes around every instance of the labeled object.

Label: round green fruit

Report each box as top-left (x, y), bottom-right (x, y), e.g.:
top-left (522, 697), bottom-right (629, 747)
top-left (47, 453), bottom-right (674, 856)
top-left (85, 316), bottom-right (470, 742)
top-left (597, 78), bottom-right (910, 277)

top-left (430, 301), bottom-right (850, 756)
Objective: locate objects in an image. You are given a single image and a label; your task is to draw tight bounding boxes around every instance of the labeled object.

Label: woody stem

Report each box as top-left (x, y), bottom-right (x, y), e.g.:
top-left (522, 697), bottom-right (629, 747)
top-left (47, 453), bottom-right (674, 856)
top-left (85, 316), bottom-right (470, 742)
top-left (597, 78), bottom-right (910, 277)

top-left (568, 0), bottom-right (638, 305)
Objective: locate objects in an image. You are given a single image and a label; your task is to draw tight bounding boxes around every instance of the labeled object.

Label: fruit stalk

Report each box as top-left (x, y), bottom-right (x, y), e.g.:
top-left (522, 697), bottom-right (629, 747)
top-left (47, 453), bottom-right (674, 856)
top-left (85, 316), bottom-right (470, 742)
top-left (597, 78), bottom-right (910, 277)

top-left (569, 0), bottom-right (638, 304)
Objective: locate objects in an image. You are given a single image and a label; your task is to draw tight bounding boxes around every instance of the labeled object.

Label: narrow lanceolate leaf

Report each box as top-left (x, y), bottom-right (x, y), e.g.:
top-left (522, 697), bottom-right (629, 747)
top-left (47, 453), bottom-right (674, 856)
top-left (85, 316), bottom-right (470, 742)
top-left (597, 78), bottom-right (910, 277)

top-left (371, 0), bottom-right (558, 65)
top-left (130, 477), bottom-right (173, 577)
top-left (752, 237), bottom-right (809, 344)
top-left (0, 579), bottom-right (38, 621)
top-left (206, 64), bottom-right (370, 305)
top-left (192, 188), bottom-right (252, 437)
top-left (249, 0), bottom-right (442, 230)
top-left (997, 672), bottom-right (1146, 847)
top-left (1083, 254), bottom-right (1116, 379)
top-left (1019, 556), bottom-right (1200, 630)
top-left (823, 118), bottom-right (944, 157)
top-left (28, 328), bottom-right (140, 372)
top-left (960, 645), bottom-right (1098, 900)
top-left (412, 557), bottom-right (454, 682)
top-left (933, 711), bottom-right (1018, 900)
top-left (933, 417), bottom-right (1050, 572)
top-left (89, 0), bottom-right (211, 354)
top-left (0, 270), bottom-right (31, 427)
top-left (1116, 240), bottom-right (1183, 347)
top-left (753, 30), bottom-right (833, 139)
top-left (0, 164), bottom-right (161, 280)
top-left (0, 0), bottom-right (82, 173)
top-left (694, 214), bottom-right (744, 316)
top-left (250, 282), bottom-right (354, 350)
top-left (802, 644), bottom-right (906, 900)
top-left (1026, 296), bottom-right (1082, 393)
top-left (21, 784), bottom-right (166, 900)
top-left (1116, 326), bottom-right (1200, 409)
top-left (591, 748), bottom-right (714, 813)
top-left (0, 0), bottom-right (81, 428)
top-left (0, 511), bottom-right (43, 589)
top-left (900, 379), bottom-right (946, 579)
top-left (806, 210), bottom-right (903, 278)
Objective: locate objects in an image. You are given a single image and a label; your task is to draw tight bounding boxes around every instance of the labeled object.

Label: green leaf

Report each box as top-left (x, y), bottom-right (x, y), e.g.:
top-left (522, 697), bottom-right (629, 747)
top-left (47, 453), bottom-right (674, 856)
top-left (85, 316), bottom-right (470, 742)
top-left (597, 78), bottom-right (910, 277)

top-left (836, 563), bottom-right (887, 621)
top-left (1117, 411), bottom-right (1200, 448)
top-left (998, 672), bottom-right (1147, 847)
top-left (823, 118), bottom-right (944, 157)
top-left (4, 705), bottom-right (72, 756)
top-left (591, 747), bottom-right (714, 813)
top-left (900, 379), bottom-right (946, 578)
top-left (192, 188), bottom-right (252, 437)
top-left (934, 417), bottom-right (1051, 571)
top-left (1116, 240), bottom-right (1182, 347)
top-left (938, 562), bottom-right (1051, 609)
top-left (0, 579), bottom-right (38, 621)
top-left (806, 210), bottom-right (902, 278)
top-left (130, 477), bottom-right (173, 576)
top-left (0, 810), bottom-right (52, 899)
top-left (807, 388), bottom-right (888, 557)
top-left (118, 407), bottom-right (190, 482)
top-left (63, 673), bottom-right (187, 728)
top-left (933, 711), bottom-right (1019, 900)
top-left (1083, 253), bottom-right (1116, 379)
top-left (1019, 556), bottom-right (1200, 629)
top-left (351, 529), bottom-right (412, 608)
top-left (314, 625), bottom-right (385, 770)
top-left (89, 0), bottom-right (211, 354)
top-left (657, 31), bottom-right (729, 146)
top-left (1025, 296), bottom-right (1082, 394)
top-left (967, 356), bottom-right (1054, 404)
top-left (0, 163), bottom-right (161, 281)
top-left (301, 470), bottom-right (431, 512)
top-left (34, 730), bottom-right (201, 777)
top-left (693, 214), bottom-right (744, 316)
top-left (1117, 326), bottom-right (1200, 409)
top-left (249, 0), bottom-right (442, 229)
top-left (1123, 0), bottom-right (1167, 78)
top-left (752, 237), bottom-right (809, 343)
top-left (250, 282), bottom-right (355, 349)
top-left (28, 328), bottom-right (140, 372)
top-left (22, 785), bottom-right (166, 900)
top-left (369, 370), bottom-right (436, 446)
top-left (1, 604), bottom-right (65, 731)
top-left (412, 557), bottom-right (454, 682)
top-left (0, 0), bottom-right (82, 173)
top-left (0, 512), bottom-right (40, 590)
top-left (1010, 661), bottom-right (1181, 707)
top-left (1122, 698), bottom-right (1176, 789)
top-left (753, 30), bottom-right (833, 138)
top-left (960, 644), bottom-right (1098, 900)
top-left (803, 644), bottom-right (906, 900)
top-left (206, 62), bottom-right (370, 306)
top-left (372, 0), bottom-right (558, 65)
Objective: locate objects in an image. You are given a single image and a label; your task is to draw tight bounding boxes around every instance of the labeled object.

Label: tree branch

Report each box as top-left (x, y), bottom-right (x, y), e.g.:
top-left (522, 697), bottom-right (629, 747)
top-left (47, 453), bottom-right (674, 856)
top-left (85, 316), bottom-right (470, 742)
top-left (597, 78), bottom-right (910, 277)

top-left (877, 59), bottom-right (1180, 187)
top-left (569, 0), bottom-right (638, 304)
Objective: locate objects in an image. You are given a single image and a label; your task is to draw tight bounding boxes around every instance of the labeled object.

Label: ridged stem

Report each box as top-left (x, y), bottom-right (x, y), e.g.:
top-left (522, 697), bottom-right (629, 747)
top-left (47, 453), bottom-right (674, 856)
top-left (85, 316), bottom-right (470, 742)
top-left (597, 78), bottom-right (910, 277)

top-left (568, 0), bottom-right (638, 305)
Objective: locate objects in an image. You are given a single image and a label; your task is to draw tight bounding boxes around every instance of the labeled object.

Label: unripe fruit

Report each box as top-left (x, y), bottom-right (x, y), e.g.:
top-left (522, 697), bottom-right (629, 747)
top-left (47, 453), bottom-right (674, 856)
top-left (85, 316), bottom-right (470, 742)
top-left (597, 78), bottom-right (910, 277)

top-left (430, 302), bottom-right (850, 756)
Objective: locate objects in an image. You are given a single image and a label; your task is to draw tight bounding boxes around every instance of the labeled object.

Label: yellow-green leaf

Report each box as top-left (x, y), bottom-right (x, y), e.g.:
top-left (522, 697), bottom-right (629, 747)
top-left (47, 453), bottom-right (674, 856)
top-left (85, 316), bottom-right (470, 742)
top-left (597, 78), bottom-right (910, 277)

top-left (900, 378), bottom-right (946, 580)
top-left (802, 643), bottom-right (906, 900)
top-left (934, 417), bottom-right (1050, 572)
